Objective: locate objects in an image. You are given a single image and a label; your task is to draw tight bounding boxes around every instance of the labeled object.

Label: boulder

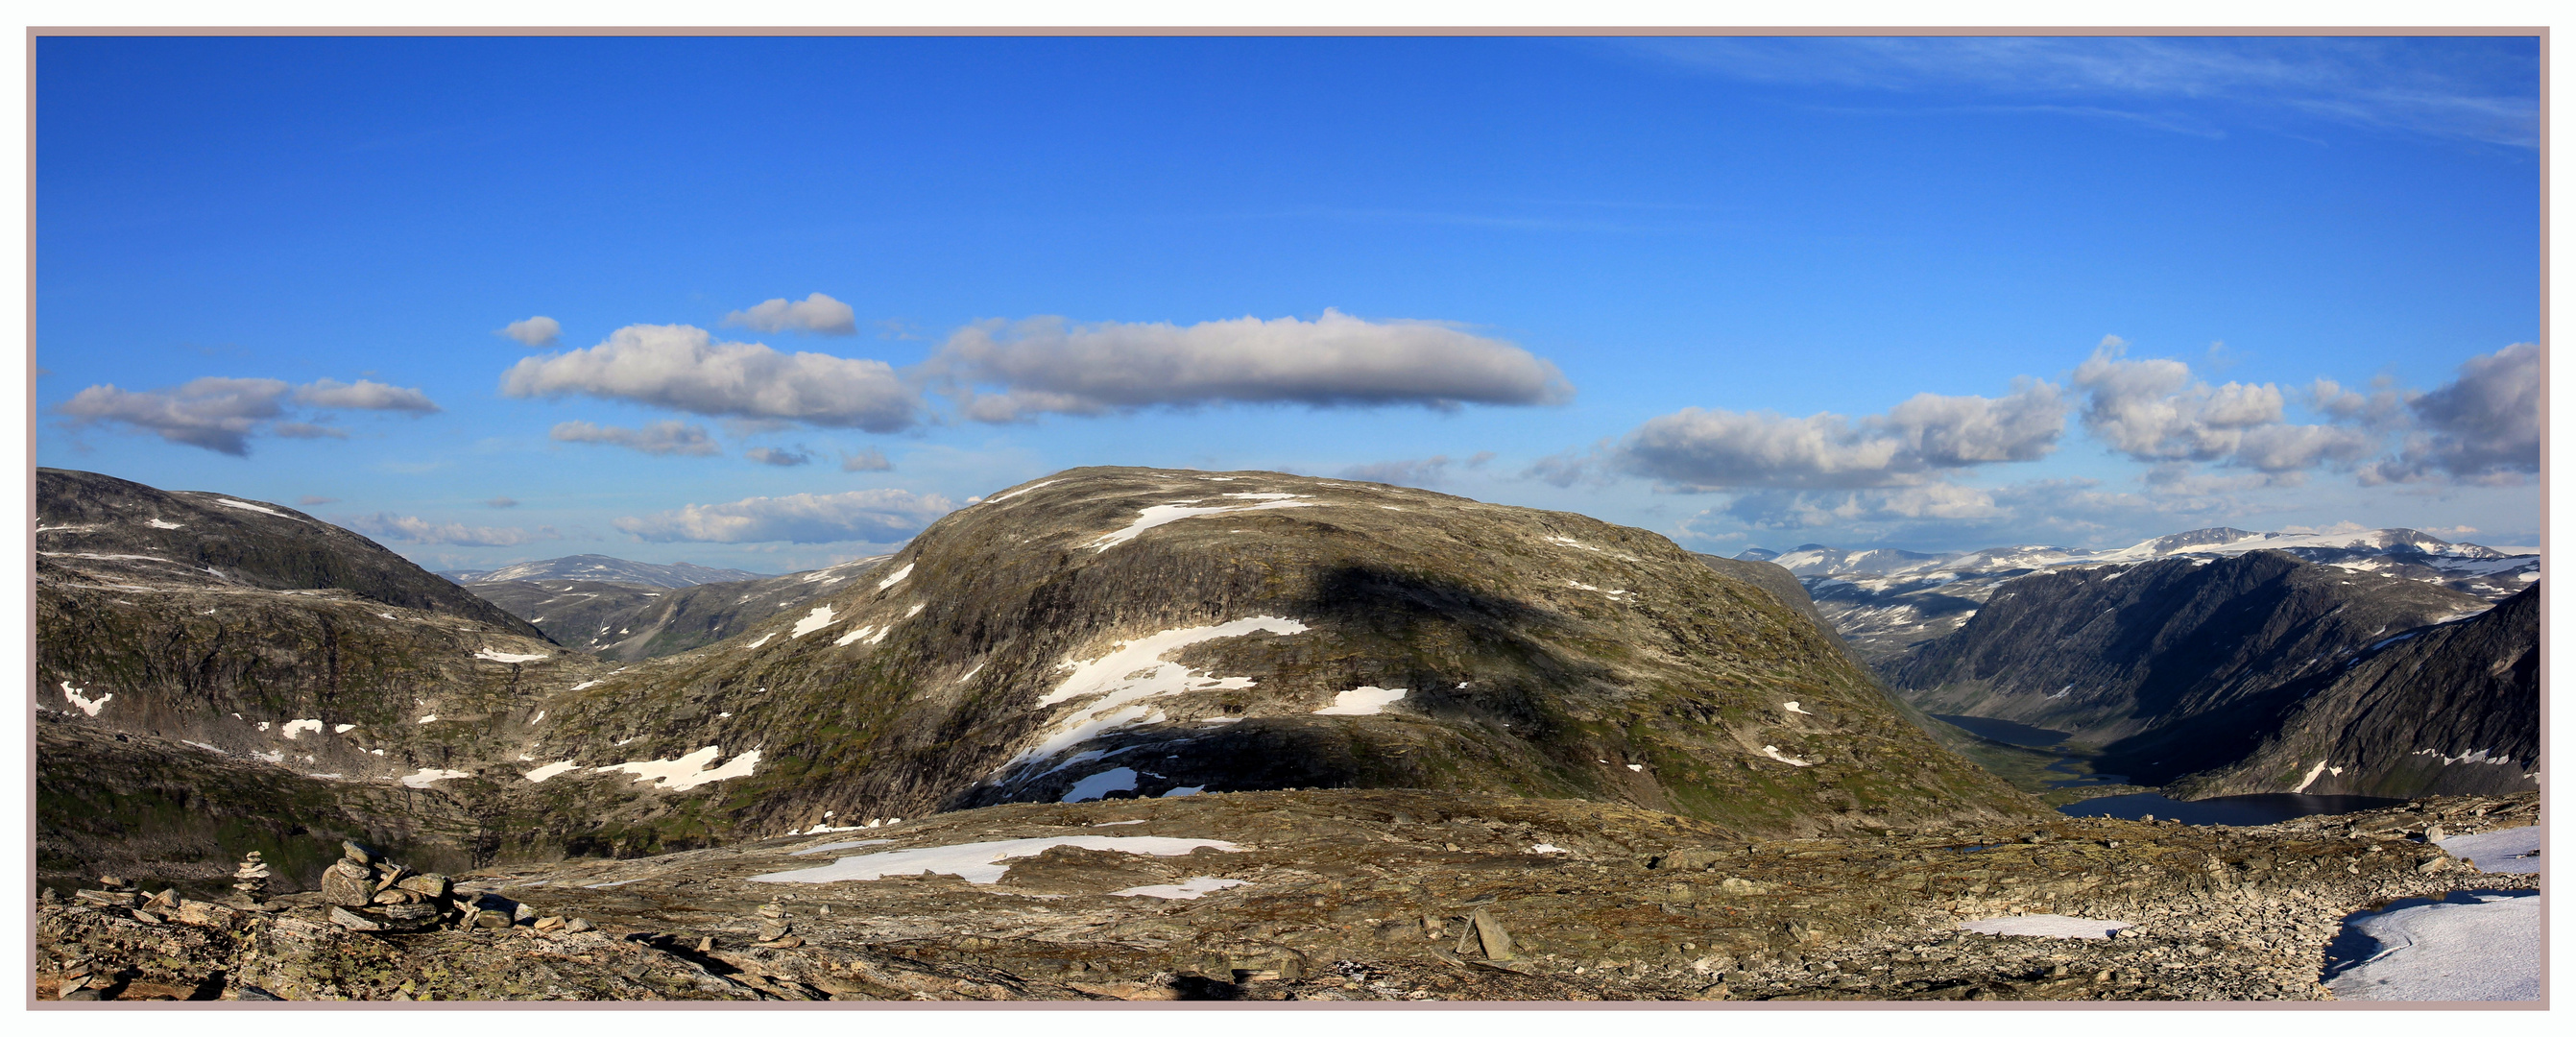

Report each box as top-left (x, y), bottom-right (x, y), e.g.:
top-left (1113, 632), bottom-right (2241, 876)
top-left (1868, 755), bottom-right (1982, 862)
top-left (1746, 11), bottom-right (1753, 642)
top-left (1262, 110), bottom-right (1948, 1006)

top-left (396, 873), bottom-right (451, 899)
top-left (329, 906), bottom-right (386, 931)
top-left (318, 862), bottom-right (376, 906)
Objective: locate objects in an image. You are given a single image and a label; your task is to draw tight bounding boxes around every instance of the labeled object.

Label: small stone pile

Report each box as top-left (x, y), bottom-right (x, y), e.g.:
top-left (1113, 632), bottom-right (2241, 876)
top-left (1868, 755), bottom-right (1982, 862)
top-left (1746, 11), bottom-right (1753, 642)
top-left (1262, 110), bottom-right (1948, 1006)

top-left (321, 841), bottom-right (458, 933)
top-left (53, 953), bottom-right (118, 1001)
top-left (753, 897), bottom-right (802, 948)
top-left (231, 852), bottom-right (272, 908)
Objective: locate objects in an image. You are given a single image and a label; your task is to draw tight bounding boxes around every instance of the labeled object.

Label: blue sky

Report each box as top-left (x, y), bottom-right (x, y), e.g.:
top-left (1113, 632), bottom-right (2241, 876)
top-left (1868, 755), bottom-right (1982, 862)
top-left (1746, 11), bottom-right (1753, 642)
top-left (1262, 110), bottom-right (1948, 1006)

top-left (35, 35), bottom-right (2542, 573)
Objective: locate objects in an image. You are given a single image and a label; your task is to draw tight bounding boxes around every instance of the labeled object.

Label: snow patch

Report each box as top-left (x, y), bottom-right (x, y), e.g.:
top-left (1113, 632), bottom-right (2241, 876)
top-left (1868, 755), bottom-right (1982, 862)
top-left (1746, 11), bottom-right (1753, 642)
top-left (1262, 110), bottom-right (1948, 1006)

top-left (743, 633), bottom-right (774, 649)
top-left (1960, 915), bottom-right (2134, 939)
top-left (956, 663), bottom-right (984, 684)
top-left (596, 746), bottom-right (762, 791)
top-left (333, 723), bottom-right (356, 734)
top-left (1313, 686), bottom-right (1407, 716)
top-left (877, 563), bottom-right (915, 590)
top-left (418, 714), bottom-right (439, 724)
top-left (749, 835), bottom-right (1241, 884)
top-left (1087, 495), bottom-right (1318, 551)
top-left (523, 760), bottom-right (579, 784)
top-left (985, 480), bottom-right (1058, 504)
top-left (1163, 785), bottom-right (1205, 797)
top-left (1061, 767), bottom-right (1140, 803)
top-left (790, 604), bottom-right (838, 639)
top-left (2291, 759), bottom-right (2332, 793)
top-left (146, 518), bottom-right (184, 529)
top-left (1782, 701), bottom-right (1813, 715)
top-left (279, 719), bottom-right (324, 739)
top-left (60, 681), bottom-right (112, 716)
top-left (1111, 877), bottom-right (1246, 900)
top-left (1531, 843), bottom-right (1566, 854)
top-left (475, 648), bottom-right (550, 663)
top-left (1008, 616), bottom-right (1308, 772)
top-left (1760, 745), bottom-right (1813, 767)
top-left (398, 768), bottom-right (470, 788)
top-left (213, 497), bottom-right (299, 519)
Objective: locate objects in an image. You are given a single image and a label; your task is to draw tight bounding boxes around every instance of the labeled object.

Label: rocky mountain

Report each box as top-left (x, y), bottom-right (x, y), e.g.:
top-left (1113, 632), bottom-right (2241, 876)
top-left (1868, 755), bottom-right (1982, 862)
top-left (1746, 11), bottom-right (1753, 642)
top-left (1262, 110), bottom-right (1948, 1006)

top-left (36, 469), bottom-right (548, 641)
top-left (462, 557), bottom-right (888, 662)
top-left (1888, 549), bottom-right (2497, 751)
top-left (37, 465), bottom-right (2037, 893)
top-left (530, 467), bottom-right (2035, 848)
top-left (1749, 526), bottom-right (2537, 664)
top-left (445, 554), bottom-right (773, 589)
top-left (2099, 586), bottom-right (2539, 800)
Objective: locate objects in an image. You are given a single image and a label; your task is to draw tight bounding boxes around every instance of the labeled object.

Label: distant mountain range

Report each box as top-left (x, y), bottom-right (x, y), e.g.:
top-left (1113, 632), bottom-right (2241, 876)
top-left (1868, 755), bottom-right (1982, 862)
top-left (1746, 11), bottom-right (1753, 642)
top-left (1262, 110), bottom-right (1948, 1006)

top-left (462, 558), bottom-right (890, 662)
top-left (438, 554), bottom-right (774, 589)
top-left (1737, 527), bottom-right (2538, 663)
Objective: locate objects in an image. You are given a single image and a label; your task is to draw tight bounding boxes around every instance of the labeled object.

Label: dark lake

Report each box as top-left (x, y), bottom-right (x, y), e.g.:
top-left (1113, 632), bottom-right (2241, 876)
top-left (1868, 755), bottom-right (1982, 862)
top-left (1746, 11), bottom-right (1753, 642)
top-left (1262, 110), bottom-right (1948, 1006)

top-left (1932, 713), bottom-right (2072, 748)
top-left (2058, 792), bottom-right (2406, 827)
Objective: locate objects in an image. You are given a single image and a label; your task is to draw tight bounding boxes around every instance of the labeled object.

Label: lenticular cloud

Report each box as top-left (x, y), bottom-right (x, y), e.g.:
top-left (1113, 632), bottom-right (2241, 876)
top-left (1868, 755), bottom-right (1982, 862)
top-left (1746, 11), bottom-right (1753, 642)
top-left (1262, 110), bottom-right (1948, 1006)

top-left (501, 324), bottom-right (918, 431)
top-left (926, 308), bottom-right (1574, 422)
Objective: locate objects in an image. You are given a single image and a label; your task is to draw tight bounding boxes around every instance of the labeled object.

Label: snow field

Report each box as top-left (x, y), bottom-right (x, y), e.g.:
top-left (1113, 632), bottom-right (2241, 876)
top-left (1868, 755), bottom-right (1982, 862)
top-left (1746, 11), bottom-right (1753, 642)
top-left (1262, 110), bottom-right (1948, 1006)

top-left (595, 745), bottom-right (763, 791)
top-left (1007, 616), bottom-right (1308, 771)
top-left (2326, 891), bottom-right (2540, 1001)
top-left (475, 649), bottom-right (551, 663)
top-left (60, 681), bottom-right (112, 716)
top-left (2437, 826), bottom-right (2541, 874)
top-left (1111, 877), bottom-right (1247, 900)
top-left (790, 604), bottom-right (838, 638)
top-left (1061, 767), bottom-right (1140, 803)
top-left (751, 835), bottom-right (1242, 884)
top-left (1313, 686), bottom-right (1407, 715)
top-left (1086, 494), bottom-right (1318, 551)
top-left (1959, 914), bottom-right (2134, 939)
top-left (397, 768), bottom-right (471, 788)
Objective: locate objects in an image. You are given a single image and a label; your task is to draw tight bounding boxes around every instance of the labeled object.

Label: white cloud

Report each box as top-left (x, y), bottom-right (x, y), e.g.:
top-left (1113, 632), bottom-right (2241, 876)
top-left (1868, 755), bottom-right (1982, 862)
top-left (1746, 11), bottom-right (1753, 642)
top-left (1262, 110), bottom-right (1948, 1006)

top-left (486, 497), bottom-right (519, 509)
top-left (341, 513), bottom-right (560, 546)
top-left (725, 293), bottom-right (858, 335)
top-left (56, 374), bottom-right (437, 456)
top-left (501, 324), bottom-right (917, 431)
top-left (1614, 380), bottom-right (2064, 491)
top-left (548, 420), bottom-right (721, 457)
top-left (2071, 337), bottom-right (2375, 474)
top-left (498, 316), bottom-right (562, 348)
top-left (745, 446), bottom-right (813, 467)
top-left (839, 447), bottom-right (893, 472)
top-left (293, 378), bottom-right (441, 413)
top-left (2363, 343), bottom-right (2541, 486)
top-left (615, 489), bottom-right (956, 544)
top-left (926, 308), bottom-right (1574, 421)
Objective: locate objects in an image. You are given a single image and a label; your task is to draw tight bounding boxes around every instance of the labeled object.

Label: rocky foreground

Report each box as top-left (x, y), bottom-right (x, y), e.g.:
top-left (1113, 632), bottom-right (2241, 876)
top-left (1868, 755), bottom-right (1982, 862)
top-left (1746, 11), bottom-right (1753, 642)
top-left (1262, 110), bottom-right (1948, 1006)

top-left (36, 789), bottom-right (2537, 1002)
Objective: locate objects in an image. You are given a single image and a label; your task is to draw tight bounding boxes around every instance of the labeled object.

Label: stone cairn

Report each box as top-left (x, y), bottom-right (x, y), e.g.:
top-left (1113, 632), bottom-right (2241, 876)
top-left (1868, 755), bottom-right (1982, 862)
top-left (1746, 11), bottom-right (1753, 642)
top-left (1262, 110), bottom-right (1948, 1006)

top-left (231, 852), bottom-right (272, 908)
top-left (752, 897), bottom-right (801, 948)
top-left (320, 840), bottom-right (460, 934)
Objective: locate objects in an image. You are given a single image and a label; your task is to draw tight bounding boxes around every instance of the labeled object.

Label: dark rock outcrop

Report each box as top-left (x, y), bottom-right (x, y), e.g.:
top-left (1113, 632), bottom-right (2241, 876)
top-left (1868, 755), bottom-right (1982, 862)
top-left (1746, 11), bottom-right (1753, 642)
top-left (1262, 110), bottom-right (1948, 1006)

top-left (1890, 550), bottom-right (2492, 745)
top-left (2103, 586), bottom-right (2539, 798)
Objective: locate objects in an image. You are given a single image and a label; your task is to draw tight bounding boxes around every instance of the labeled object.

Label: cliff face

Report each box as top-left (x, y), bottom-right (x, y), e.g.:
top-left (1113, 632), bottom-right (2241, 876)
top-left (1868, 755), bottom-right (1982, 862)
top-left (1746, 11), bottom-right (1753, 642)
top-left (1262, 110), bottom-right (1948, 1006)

top-left (1889, 551), bottom-right (2492, 745)
top-left (2105, 586), bottom-right (2539, 799)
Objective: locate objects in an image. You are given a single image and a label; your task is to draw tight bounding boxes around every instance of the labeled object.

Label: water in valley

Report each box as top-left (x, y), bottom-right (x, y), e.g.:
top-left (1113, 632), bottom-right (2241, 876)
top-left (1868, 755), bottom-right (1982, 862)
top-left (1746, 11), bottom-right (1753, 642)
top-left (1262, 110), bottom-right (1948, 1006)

top-left (2058, 792), bottom-right (2407, 827)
